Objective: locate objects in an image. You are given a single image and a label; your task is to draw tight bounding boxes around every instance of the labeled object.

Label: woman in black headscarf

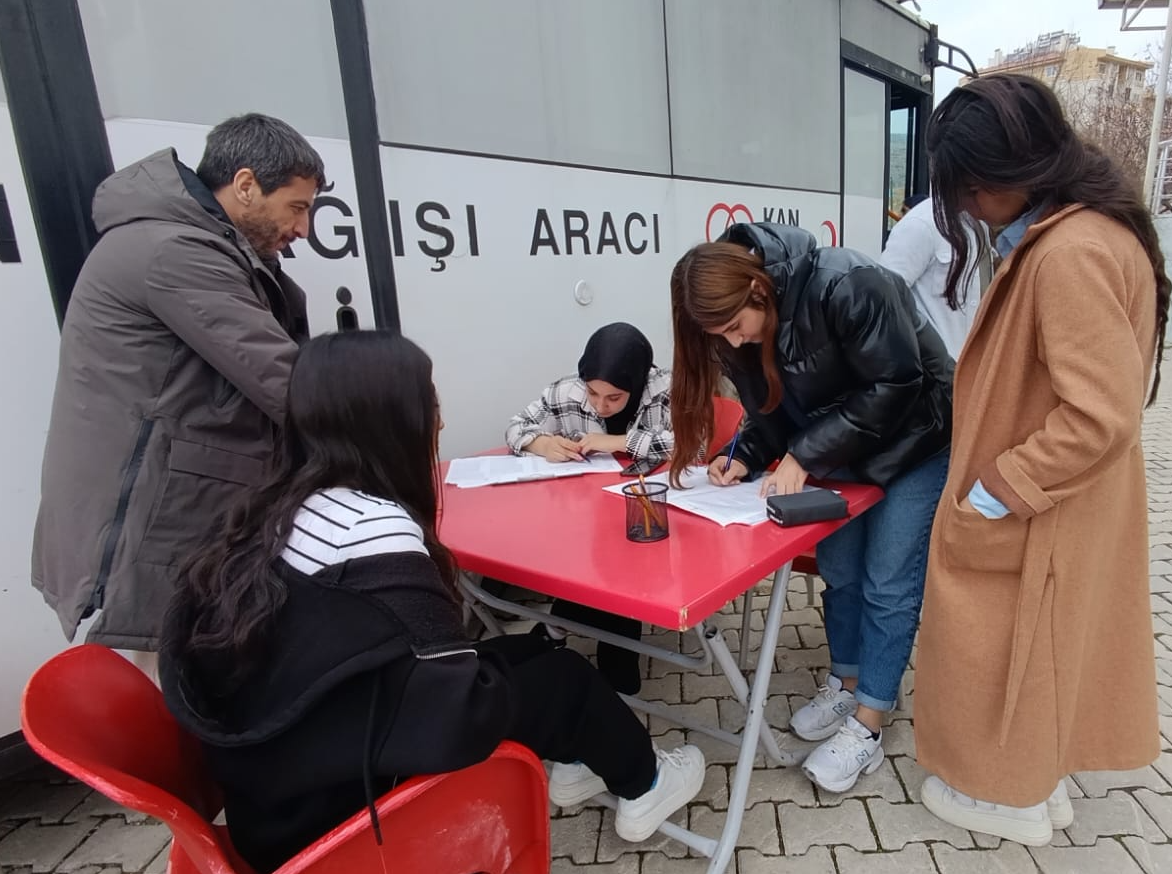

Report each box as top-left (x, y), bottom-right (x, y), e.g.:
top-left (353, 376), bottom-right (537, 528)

top-left (505, 323), bottom-right (673, 694)
top-left (506, 322), bottom-right (674, 464)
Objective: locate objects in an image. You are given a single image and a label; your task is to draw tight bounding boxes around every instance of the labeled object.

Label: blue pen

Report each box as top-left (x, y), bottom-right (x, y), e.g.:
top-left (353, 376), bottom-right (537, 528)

top-left (723, 429), bottom-right (741, 473)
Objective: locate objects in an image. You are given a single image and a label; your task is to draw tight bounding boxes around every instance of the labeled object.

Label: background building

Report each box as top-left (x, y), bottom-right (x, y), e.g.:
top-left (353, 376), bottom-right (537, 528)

top-left (964, 31), bottom-right (1156, 186)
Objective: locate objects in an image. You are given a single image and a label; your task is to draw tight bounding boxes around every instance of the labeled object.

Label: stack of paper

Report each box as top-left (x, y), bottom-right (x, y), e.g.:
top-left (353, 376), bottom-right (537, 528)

top-left (603, 466), bottom-right (832, 527)
top-left (445, 453), bottom-right (624, 488)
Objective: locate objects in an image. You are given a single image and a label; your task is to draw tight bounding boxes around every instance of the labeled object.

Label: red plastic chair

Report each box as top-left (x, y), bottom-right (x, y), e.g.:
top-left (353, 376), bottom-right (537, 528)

top-left (793, 552), bottom-right (819, 575)
top-left (708, 395), bottom-right (744, 459)
top-left (21, 645), bottom-right (550, 874)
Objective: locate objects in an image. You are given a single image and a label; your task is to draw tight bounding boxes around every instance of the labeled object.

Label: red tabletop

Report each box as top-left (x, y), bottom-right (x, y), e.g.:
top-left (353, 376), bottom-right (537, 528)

top-left (439, 456), bottom-right (883, 631)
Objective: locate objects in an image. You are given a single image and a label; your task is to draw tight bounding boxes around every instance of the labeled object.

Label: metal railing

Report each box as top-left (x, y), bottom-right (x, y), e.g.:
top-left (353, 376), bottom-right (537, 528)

top-left (1153, 138), bottom-right (1172, 213)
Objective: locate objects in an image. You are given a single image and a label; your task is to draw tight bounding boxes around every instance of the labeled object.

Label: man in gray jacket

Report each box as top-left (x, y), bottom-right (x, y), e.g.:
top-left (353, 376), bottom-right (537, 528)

top-left (32, 113), bottom-right (325, 656)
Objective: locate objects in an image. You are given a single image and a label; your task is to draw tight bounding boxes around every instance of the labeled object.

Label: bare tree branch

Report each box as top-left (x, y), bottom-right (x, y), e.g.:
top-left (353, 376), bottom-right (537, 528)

top-left (978, 33), bottom-right (1159, 193)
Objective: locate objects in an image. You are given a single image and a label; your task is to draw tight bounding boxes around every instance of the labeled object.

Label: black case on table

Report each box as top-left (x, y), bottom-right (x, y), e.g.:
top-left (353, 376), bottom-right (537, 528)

top-left (765, 490), bottom-right (849, 527)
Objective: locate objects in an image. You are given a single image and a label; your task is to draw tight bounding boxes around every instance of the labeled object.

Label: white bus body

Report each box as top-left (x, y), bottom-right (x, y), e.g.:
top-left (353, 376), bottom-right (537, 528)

top-left (0, 0), bottom-right (938, 740)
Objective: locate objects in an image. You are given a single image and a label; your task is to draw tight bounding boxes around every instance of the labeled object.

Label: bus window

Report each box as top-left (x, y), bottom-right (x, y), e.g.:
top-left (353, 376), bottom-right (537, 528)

top-left (888, 81), bottom-right (925, 236)
top-left (843, 68), bottom-right (887, 259)
top-left (889, 106), bottom-right (913, 228)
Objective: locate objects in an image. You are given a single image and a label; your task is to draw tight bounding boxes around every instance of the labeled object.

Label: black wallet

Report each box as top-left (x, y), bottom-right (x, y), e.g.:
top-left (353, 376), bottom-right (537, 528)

top-left (766, 490), bottom-right (849, 527)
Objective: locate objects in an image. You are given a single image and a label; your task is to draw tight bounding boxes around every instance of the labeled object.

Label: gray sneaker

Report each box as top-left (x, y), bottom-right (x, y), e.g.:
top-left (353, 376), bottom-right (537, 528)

top-left (789, 674), bottom-right (857, 741)
top-left (801, 716), bottom-right (884, 793)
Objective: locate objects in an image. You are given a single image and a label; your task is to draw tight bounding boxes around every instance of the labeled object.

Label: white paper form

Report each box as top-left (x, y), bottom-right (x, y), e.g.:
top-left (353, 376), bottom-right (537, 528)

top-left (445, 453), bottom-right (624, 488)
top-left (602, 466), bottom-right (832, 527)
top-left (603, 467), bottom-right (766, 526)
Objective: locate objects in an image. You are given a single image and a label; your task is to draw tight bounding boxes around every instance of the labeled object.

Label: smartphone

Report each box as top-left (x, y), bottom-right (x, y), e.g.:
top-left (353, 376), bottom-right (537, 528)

top-left (621, 458), bottom-right (659, 477)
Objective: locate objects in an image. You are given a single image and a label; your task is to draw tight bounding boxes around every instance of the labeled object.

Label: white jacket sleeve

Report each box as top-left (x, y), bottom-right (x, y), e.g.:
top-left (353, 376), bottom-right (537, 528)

top-left (879, 214), bottom-right (935, 292)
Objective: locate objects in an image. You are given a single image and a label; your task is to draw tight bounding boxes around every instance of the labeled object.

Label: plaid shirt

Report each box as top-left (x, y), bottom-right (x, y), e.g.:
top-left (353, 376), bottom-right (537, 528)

top-left (506, 367), bottom-right (674, 462)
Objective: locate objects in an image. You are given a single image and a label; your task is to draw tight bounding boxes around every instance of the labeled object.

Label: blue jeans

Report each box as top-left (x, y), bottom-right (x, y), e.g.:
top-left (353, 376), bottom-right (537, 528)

top-left (814, 450), bottom-right (949, 712)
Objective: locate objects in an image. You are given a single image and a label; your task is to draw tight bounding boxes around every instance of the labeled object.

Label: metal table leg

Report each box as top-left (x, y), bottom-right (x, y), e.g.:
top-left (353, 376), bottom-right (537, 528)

top-left (458, 562), bottom-right (793, 874)
top-left (704, 561), bottom-right (792, 874)
top-left (737, 590), bottom-right (753, 671)
top-left (702, 622), bottom-right (785, 765)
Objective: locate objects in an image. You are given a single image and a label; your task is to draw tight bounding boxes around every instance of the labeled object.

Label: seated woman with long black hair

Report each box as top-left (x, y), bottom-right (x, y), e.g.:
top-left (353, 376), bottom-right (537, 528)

top-left (158, 330), bottom-right (703, 873)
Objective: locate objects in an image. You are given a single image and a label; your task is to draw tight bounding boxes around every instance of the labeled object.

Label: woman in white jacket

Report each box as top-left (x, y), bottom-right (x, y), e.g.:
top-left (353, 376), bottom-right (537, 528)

top-left (880, 196), bottom-right (990, 361)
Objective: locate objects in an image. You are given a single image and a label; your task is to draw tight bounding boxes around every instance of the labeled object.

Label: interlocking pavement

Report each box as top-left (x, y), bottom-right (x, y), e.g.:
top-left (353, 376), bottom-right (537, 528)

top-left (3, 397), bottom-right (1171, 873)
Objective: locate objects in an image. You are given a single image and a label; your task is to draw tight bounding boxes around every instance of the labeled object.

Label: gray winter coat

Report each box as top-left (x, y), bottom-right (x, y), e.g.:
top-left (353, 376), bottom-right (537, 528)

top-left (31, 149), bottom-right (309, 650)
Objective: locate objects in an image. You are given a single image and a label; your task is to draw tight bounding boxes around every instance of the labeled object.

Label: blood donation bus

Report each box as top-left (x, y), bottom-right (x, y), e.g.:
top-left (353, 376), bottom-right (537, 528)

top-left (0, 0), bottom-right (971, 750)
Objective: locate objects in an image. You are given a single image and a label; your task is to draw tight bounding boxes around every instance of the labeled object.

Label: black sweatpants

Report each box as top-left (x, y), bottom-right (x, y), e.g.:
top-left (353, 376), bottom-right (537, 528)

top-left (475, 635), bottom-right (657, 799)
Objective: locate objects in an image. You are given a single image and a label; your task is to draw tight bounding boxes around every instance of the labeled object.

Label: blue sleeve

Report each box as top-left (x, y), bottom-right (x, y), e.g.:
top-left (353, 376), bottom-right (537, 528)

top-left (967, 479), bottom-right (1010, 519)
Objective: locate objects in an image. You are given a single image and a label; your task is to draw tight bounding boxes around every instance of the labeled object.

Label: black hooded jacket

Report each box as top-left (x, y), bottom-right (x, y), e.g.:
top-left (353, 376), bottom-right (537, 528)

top-left (159, 552), bottom-right (516, 873)
top-left (719, 222), bottom-right (953, 486)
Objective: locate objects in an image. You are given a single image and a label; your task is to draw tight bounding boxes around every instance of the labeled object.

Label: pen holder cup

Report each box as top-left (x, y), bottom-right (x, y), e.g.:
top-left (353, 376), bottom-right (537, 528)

top-left (622, 483), bottom-right (669, 543)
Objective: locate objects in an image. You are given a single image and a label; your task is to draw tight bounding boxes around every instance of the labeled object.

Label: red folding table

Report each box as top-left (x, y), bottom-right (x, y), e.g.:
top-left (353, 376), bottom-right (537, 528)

top-left (440, 461), bottom-right (882, 873)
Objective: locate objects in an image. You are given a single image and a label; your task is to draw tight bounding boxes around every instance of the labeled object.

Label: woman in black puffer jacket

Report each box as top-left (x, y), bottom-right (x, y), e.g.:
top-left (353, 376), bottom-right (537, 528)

top-left (669, 222), bottom-right (952, 795)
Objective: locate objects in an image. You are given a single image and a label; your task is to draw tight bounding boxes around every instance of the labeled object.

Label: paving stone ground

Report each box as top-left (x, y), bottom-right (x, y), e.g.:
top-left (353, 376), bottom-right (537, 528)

top-left (3, 399), bottom-right (1172, 873)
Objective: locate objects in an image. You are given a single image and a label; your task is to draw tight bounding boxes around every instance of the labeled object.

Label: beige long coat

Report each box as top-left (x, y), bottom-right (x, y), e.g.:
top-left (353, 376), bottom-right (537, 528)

top-left (915, 205), bottom-right (1161, 806)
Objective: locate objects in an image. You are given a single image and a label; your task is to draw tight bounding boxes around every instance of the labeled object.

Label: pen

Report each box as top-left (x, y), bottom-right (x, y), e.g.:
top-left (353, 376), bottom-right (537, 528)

top-left (569, 432), bottom-right (589, 463)
top-left (723, 429), bottom-right (741, 473)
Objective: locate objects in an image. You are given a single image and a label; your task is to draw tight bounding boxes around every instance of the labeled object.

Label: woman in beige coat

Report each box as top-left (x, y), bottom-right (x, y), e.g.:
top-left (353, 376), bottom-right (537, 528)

top-left (915, 74), bottom-right (1169, 845)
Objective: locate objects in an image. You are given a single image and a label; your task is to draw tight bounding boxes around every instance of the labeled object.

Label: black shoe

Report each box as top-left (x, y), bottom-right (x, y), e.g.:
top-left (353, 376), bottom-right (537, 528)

top-left (480, 577), bottom-right (511, 597)
top-left (597, 642), bottom-right (641, 696)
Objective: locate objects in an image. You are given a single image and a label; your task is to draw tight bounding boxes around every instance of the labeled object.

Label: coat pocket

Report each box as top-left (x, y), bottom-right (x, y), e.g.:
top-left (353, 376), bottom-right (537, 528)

top-left (939, 496), bottom-right (1028, 574)
top-left (136, 439), bottom-right (265, 567)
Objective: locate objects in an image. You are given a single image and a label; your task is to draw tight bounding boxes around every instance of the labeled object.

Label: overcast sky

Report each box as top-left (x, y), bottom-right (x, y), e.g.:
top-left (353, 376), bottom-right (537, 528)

top-left (919, 0), bottom-right (1168, 100)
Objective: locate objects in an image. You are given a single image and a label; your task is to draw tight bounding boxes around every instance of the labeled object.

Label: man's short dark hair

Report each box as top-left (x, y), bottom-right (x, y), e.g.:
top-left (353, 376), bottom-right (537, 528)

top-left (196, 113), bottom-right (326, 194)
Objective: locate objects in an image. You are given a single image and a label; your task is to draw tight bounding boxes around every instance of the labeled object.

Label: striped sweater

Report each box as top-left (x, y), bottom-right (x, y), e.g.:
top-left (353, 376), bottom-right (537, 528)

top-left (281, 487), bottom-right (428, 574)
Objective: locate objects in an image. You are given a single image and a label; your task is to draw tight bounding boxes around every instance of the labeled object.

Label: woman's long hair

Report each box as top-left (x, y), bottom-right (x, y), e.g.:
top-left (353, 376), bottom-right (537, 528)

top-left (169, 330), bottom-right (455, 690)
top-left (669, 242), bottom-right (780, 486)
top-left (928, 72), bottom-right (1169, 404)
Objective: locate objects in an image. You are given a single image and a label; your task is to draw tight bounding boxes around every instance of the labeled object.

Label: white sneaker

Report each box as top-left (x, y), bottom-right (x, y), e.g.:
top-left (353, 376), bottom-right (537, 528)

top-left (615, 745), bottom-right (705, 842)
top-left (920, 775), bottom-right (1053, 846)
top-left (801, 716), bottom-right (884, 792)
top-left (1047, 779), bottom-right (1074, 829)
top-left (549, 761), bottom-right (607, 807)
top-left (789, 674), bottom-right (858, 741)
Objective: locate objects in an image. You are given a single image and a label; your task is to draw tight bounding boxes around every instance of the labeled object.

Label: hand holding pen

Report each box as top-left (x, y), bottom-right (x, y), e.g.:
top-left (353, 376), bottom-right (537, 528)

top-left (723, 429), bottom-right (740, 473)
top-left (529, 434), bottom-right (587, 463)
top-left (708, 428), bottom-right (748, 486)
